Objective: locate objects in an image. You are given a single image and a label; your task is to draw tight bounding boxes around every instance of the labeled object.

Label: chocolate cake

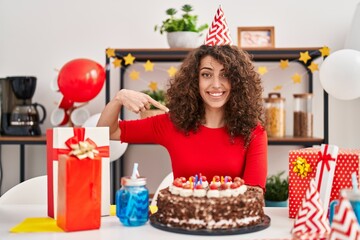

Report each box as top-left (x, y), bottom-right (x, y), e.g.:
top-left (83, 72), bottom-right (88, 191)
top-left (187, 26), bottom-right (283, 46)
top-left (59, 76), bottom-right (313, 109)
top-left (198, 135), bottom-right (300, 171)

top-left (153, 175), bottom-right (265, 230)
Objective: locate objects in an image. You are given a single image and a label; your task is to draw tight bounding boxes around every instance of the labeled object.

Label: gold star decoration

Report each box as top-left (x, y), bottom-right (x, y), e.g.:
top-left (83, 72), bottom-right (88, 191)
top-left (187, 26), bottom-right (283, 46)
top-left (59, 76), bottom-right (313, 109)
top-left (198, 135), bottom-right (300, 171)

top-left (123, 53), bottom-right (136, 65)
top-left (148, 81), bottom-right (158, 91)
top-left (292, 73), bottom-right (302, 84)
top-left (279, 60), bottom-right (289, 70)
top-left (257, 66), bottom-right (268, 75)
top-left (319, 46), bottom-right (330, 57)
top-left (143, 60), bottom-right (154, 72)
top-left (292, 156), bottom-right (312, 178)
top-left (167, 66), bottom-right (178, 77)
top-left (273, 85), bottom-right (283, 91)
top-left (299, 51), bottom-right (311, 64)
top-left (307, 62), bottom-right (319, 73)
top-left (129, 70), bottom-right (140, 80)
top-left (106, 48), bottom-right (115, 58)
top-left (112, 58), bottom-right (122, 68)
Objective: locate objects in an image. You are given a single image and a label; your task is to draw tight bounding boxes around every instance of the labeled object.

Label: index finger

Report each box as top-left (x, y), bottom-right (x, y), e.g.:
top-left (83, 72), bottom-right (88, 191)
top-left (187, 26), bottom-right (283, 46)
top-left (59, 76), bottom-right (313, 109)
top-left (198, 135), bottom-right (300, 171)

top-left (147, 96), bottom-right (169, 112)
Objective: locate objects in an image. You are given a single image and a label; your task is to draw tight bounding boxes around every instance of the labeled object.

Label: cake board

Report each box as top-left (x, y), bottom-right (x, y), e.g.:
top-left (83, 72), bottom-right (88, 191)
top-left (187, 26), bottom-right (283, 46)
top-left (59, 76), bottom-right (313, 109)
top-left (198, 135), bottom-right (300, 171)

top-left (149, 215), bottom-right (271, 236)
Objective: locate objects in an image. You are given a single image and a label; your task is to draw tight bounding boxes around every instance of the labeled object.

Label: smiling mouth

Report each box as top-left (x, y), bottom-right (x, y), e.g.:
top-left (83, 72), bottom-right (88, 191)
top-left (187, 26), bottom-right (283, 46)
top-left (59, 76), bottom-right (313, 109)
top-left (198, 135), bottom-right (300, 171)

top-left (208, 91), bottom-right (225, 97)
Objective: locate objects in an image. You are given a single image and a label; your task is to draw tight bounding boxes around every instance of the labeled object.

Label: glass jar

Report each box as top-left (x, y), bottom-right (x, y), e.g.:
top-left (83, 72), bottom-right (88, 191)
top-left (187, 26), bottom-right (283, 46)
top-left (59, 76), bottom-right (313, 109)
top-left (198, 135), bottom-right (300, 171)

top-left (293, 93), bottom-right (313, 137)
top-left (263, 93), bottom-right (286, 137)
top-left (116, 176), bottom-right (149, 226)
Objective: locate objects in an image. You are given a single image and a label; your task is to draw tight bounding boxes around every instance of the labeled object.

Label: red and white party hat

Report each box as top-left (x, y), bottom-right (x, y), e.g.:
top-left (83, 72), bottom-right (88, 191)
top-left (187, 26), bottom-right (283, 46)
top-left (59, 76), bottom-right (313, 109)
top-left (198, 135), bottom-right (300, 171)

top-left (329, 196), bottom-right (360, 240)
top-left (204, 5), bottom-right (233, 46)
top-left (292, 178), bottom-right (331, 239)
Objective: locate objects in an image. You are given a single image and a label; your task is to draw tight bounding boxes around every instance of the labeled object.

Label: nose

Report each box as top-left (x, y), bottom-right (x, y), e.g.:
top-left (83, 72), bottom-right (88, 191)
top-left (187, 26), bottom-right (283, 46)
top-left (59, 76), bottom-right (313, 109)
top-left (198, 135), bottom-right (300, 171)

top-left (212, 76), bottom-right (221, 88)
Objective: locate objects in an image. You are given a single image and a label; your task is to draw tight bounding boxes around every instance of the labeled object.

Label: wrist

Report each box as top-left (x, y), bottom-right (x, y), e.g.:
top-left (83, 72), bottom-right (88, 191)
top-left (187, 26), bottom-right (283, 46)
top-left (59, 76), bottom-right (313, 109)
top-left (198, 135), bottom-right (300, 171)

top-left (113, 89), bottom-right (126, 105)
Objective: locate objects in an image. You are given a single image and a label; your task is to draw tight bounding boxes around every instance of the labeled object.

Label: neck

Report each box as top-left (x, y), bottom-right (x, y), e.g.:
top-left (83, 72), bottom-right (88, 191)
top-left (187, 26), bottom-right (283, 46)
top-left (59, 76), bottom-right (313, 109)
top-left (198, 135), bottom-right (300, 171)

top-left (203, 109), bottom-right (225, 128)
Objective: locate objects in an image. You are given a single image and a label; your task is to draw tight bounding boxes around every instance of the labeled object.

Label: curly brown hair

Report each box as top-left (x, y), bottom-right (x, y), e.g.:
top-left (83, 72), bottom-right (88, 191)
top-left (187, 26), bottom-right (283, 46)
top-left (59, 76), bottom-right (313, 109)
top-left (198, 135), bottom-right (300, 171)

top-left (166, 45), bottom-right (264, 145)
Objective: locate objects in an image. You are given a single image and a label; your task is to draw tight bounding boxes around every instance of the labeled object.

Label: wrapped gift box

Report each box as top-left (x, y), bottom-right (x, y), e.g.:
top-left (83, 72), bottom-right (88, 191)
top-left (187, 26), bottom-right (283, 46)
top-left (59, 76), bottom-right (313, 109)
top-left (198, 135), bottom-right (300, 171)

top-left (289, 147), bottom-right (360, 218)
top-left (47, 127), bottom-right (110, 218)
top-left (57, 154), bottom-right (101, 231)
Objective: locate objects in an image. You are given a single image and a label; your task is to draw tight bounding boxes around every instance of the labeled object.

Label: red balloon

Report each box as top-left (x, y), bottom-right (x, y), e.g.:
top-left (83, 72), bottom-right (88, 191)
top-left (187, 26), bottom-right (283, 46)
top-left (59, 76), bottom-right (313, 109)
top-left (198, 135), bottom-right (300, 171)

top-left (58, 59), bottom-right (105, 102)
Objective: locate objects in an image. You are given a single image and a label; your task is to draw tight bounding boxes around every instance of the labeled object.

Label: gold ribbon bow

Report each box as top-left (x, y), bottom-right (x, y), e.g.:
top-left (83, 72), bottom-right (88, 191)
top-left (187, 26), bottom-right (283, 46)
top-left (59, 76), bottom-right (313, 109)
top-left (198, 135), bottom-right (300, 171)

top-left (69, 141), bottom-right (99, 160)
top-left (292, 156), bottom-right (312, 178)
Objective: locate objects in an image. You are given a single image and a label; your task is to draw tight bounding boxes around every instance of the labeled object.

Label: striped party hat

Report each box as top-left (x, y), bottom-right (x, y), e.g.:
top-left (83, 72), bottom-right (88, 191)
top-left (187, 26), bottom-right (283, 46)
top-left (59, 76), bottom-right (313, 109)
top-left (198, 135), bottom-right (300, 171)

top-left (329, 195), bottom-right (360, 240)
top-left (204, 5), bottom-right (233, 46)
top-left (292, 178), bottom-right (331, 239)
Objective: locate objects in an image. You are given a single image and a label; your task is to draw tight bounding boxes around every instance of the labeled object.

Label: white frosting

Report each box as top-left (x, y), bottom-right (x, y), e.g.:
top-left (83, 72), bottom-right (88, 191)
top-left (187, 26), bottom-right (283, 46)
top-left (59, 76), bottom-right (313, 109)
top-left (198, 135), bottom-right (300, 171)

top-left (193, 189), bottom-right (206, 197)
top-left (169, 177), bottom-right (248, 198)
top-left (207, 190), bottom-right (220, 198)
top-left (169, 185), bottom-right (182, 195)
top-left (220, 189), bottom-right (232, 197)
top-left (201, 181), bottom-right (209, 188)
top-left (206, 216), bottom-right (260, 229)
top-left (231, 185), bottom-right (247, 197)
top-left (168, 216), bottom-right (261, 229)
top-left (179, 188), bottom-right (193, 197)
top-left (239, 185), bottom-right (247, 194)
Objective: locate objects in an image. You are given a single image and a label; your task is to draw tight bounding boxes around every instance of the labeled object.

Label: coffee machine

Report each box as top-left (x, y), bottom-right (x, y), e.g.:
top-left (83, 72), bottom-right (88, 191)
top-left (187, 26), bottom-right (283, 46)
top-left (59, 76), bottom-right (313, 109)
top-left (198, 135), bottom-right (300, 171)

top-left (0, 76), bottom-right (46, 136)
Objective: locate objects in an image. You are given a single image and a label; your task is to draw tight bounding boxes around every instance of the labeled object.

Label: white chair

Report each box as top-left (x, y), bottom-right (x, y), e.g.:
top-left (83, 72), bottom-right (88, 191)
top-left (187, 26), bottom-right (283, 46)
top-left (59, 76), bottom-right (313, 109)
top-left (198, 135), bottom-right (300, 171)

top-left (82, 113), bottom-right (128, 162)
top-left (151, 172), bottom-right (173, 206)
top-left (0, 175), bottom-right (47, 205)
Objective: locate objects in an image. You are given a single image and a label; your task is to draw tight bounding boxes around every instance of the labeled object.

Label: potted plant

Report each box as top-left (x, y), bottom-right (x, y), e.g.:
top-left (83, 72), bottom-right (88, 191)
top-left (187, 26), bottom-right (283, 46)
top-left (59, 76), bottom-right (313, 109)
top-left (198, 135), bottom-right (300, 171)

top-left (140, 89), bottom-right (167, 119)
top-left (264, 171), bottom-right (289, 207)
top-left (154, 4), bottom-right (208, 48)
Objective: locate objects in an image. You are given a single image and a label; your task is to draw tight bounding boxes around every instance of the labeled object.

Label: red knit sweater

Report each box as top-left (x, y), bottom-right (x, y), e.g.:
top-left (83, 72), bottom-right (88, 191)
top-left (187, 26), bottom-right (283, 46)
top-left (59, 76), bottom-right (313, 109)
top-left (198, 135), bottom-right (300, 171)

top-left (119, 114), bottom-right (268, 189)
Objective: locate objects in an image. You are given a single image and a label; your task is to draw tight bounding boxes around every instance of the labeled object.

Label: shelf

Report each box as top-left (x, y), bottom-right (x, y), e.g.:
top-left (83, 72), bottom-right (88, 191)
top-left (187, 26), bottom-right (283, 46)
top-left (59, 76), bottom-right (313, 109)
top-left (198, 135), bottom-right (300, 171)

top-left (268, 136), bottom-right (324, 147)
top-left (0, 135), bottom-right (46, 144)
top-left (111, 47), bottom-right (322, 62)
top-left (0, 135), bottom-right (47, 184)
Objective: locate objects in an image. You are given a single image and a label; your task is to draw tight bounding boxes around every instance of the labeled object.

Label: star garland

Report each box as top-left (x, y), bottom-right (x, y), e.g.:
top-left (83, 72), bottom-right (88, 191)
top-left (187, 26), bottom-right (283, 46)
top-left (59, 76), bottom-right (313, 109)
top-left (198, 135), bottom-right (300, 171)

top-left (255, 46), bottom-right (330, 91)
top-left (105, 46), bottom-right (330, 94)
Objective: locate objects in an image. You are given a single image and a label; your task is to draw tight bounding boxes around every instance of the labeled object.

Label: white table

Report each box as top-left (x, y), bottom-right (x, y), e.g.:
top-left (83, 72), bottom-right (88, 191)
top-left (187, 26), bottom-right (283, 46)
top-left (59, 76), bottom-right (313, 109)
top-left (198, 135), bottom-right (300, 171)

top-left (0, 205), bottom-right (294, 240)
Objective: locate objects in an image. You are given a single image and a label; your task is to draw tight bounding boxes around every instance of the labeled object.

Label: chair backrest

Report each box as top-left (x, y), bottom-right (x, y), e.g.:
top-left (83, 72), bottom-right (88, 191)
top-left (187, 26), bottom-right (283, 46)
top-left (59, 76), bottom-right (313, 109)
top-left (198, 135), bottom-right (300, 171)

top-left (0, 175), bottom-right (47, 205)
top-left (151, 172), bottom-right (173, 206)
top-left (82, 113), bottom-right (128, 162)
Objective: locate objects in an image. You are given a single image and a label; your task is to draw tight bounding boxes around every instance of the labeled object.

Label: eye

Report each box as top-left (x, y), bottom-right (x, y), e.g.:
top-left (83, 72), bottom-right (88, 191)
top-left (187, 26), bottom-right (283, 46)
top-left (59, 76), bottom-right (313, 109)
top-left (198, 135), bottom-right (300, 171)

top-left (220, 71), bottom-right (228, 78)
top-left (201, 72), bottom-right (212, 78)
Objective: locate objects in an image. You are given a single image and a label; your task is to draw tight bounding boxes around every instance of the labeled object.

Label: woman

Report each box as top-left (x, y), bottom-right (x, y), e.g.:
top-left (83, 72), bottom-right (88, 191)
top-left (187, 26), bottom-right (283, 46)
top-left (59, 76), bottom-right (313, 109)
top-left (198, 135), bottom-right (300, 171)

top-left (97, 45), bottom-right (267, 190)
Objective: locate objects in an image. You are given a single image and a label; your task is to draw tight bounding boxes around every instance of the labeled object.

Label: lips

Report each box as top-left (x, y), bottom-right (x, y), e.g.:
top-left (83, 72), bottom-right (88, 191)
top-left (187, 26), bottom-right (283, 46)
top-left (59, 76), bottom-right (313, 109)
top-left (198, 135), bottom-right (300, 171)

top-left (208, 91), bottom-right (225, 97)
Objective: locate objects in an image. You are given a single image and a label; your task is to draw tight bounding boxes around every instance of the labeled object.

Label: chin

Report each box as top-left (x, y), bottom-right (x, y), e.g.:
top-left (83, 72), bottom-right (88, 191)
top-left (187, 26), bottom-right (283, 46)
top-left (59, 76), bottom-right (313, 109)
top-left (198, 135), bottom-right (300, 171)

top-left (206, 102), bottom-right (227, 109)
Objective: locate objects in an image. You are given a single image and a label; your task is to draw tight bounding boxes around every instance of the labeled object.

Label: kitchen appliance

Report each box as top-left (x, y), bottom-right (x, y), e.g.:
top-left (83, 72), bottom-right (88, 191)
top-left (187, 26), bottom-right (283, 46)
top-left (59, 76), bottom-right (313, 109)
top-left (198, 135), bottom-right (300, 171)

top-left (0, 76), bottom-right (46, 136)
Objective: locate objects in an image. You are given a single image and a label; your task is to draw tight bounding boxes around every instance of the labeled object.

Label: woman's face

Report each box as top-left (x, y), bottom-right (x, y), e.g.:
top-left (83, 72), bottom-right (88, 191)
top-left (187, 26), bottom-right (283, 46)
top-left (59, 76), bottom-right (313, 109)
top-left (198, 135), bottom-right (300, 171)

top-left (198, 55), bottom-right (231, 111)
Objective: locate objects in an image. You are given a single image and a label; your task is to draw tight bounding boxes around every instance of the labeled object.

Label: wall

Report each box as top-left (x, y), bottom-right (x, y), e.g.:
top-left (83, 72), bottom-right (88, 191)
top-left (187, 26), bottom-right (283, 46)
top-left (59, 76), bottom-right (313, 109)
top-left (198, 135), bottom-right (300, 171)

top-left (0, 0), bottom-right (360, 194)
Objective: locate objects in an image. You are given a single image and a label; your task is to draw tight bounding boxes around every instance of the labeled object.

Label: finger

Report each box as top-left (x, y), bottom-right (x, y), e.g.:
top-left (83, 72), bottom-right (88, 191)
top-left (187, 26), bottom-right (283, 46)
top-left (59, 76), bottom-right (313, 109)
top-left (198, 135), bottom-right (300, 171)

top-left (144, 102), bottom-right (151, 110)
top-left (124, 102), bottom-right (140, 113)
top-left (147, 97), bottom-right (169, 112)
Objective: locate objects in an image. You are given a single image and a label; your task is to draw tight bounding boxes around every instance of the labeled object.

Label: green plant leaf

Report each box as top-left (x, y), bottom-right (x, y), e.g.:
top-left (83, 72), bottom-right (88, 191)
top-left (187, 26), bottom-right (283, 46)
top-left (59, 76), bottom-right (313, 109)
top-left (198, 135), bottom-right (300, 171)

top-left (264, 171), bottom-right (289, 201)
top-left (141, 89), bottom-right (166, 109)
top-left (155, 4), bottom-right (208, 34)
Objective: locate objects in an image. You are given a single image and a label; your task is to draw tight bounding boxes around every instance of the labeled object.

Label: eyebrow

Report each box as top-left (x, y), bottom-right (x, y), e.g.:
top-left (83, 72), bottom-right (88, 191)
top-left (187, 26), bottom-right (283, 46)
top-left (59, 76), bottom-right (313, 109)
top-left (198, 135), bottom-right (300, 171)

top-left (200, 67), bottom-right (225, 71)
top-left (200, 67), bottom-right (213, 71)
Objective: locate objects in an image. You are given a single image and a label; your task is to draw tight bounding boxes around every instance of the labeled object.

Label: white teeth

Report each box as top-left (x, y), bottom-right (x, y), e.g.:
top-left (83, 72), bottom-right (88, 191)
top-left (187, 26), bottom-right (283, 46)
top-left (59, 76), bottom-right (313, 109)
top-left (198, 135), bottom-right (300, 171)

top-left (209, 92), bottom-right (223, 97)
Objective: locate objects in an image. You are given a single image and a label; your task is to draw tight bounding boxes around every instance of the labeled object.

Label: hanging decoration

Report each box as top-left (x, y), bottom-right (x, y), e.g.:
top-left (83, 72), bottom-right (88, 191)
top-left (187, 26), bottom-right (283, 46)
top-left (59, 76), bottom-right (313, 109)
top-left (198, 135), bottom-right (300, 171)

top-left (104, 46), bottom-right (330, 93)
top-left (123, 53), bottom-right (136, 65)
top-left (143, 60), bottom-right (154, 72)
